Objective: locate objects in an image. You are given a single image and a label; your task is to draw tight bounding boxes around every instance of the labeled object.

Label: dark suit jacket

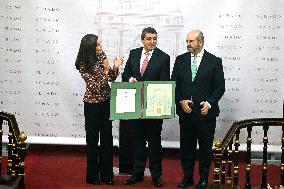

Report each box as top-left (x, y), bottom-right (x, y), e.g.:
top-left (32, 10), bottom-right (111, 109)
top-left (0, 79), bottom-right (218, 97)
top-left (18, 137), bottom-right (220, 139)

top-left (171, 50), bottom-right (225, 120)
top-left (122, 47), bottom-right (170, 82)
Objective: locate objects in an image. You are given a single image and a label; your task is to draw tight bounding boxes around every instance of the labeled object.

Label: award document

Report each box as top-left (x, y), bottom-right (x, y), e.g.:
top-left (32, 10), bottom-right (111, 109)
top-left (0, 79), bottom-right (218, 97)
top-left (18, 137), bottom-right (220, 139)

top-left (110, 82), bottom-right (142, 120)
top-left (110, 81), bottom-right (175, 120)
top-left (115, 89), bottom-right (136, 113)
top-left (143, 81), bottom-right (174, 118)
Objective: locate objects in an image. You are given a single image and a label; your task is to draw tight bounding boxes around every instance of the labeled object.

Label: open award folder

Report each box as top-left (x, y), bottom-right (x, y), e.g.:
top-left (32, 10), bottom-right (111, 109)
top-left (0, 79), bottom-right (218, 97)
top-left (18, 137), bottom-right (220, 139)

top-left (110, 81), bottom-right (175, 120)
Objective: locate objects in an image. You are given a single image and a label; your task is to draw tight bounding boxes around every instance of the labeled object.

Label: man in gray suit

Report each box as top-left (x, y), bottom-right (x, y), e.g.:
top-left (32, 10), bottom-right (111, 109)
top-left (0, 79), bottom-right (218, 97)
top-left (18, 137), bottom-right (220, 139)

top-left (171, 30), bottom-right (225, 189)
top-left (122, 27), bottom-right (170, 187)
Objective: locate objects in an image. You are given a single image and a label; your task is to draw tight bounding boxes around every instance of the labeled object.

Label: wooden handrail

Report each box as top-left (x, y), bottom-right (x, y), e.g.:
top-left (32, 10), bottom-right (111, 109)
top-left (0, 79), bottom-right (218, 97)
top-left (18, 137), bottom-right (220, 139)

top-left (212, 118), bottom-right (284, 189)
top-left (0, 111), bottom-right (27, 189)
top-left (217, 118), bottom-right (284, 154)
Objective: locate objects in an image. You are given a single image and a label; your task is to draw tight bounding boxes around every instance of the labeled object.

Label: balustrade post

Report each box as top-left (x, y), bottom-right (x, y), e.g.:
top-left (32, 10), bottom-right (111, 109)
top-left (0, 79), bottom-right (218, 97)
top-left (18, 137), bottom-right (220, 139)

top-left (261, 125), bottom-right (269, 189)
top-left (213, 140), bottom-right (222, 184)
top-left (245, 126), bottom-right (252, 189)
top-left (233, 129), bottom-right (240, 185)
top-left (226, 141), bottom-right (233, 185)
top-left (18, 131), bottom-right (27, 189)
top-left (281, 126), bottom-right (284, 185)
top-left (7, 124), bottom-right (13, 175)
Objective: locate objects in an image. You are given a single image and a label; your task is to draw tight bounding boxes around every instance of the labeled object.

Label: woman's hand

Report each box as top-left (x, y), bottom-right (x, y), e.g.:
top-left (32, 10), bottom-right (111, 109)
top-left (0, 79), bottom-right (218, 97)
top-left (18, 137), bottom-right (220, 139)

top-left (113, 56), bottom-right (123, 69)
top-left (103, 58), bottom-right (110, 75)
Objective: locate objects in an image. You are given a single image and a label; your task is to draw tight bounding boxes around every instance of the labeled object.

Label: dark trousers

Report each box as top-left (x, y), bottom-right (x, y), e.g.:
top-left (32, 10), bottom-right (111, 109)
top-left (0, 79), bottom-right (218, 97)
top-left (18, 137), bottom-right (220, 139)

top-left (179, 116), bottom-right (216, 180)
top-left (84, 100), bottom-right (113, 182)
top-left (131, 119), bottom-right (163, 179)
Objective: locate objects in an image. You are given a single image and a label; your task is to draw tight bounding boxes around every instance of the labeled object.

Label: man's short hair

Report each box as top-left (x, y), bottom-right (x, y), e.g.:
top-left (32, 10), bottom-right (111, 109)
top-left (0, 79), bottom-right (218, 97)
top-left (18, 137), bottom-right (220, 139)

top-left (141, 27), bottom-right (157, 40)
top-left (196, 31), bottom-right (204, 42)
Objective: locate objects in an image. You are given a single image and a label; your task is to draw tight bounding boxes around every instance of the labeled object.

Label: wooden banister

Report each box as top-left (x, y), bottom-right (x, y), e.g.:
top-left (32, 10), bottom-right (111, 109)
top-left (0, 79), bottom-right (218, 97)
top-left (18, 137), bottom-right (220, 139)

top-left (211, 118), bottom-right (284, 189)
top-left (0, 111), bottom-right (27, 189)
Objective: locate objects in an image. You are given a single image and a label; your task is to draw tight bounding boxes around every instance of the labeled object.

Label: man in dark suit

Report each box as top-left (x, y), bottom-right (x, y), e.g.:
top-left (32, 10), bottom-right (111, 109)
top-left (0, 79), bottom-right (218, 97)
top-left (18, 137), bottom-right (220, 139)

top-left (122, 27), bottom-right (170, 187)
top-left (171, 30), bottom-right (225, 189)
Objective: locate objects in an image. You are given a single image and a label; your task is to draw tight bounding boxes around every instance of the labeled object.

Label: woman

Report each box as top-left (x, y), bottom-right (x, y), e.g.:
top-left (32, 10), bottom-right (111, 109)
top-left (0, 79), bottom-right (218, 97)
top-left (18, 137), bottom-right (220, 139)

top-left (75, 34), bottom-right (123, 185)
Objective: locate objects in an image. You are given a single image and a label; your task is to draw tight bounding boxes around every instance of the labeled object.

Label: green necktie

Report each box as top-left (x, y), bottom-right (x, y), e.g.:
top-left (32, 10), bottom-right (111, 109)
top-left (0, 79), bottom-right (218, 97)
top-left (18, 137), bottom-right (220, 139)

top-left (191, 56), bottom-right (197, 81)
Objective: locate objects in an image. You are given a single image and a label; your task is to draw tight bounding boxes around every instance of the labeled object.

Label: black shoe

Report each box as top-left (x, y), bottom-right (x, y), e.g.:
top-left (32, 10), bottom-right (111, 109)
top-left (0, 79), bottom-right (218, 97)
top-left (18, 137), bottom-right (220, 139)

top-left (177, 177), bottom-right (194, 188)
top-left (124, 175), bottom-right (144, 185)
top-left (102, 179), bottom-right (114, 185)
top-left (86, 179), bottom-right (101, 185)
top-left (196, 179), bottom-right (208, 189)
top-left (152, 177), bottom-right (163, 187)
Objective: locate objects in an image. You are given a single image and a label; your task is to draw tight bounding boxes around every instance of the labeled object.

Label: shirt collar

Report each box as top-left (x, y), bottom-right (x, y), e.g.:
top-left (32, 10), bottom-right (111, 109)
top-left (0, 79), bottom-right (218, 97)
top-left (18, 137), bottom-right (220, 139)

top-left (192, 48), bottom-right (204, 58)
top-left (142, 49), bottom-right (154, 56)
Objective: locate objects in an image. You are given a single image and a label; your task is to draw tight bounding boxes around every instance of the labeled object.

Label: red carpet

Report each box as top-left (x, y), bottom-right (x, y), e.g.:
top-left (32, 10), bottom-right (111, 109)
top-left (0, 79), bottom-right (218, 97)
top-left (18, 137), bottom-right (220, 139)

top-left (19, 145), bottom-right (281, 189)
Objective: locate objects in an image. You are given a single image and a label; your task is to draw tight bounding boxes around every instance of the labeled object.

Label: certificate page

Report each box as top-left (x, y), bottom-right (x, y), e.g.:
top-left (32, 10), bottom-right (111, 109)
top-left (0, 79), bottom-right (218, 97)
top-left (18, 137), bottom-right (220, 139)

top-left (116, 89), bottom-right (136, 113)
top-left (145, 84), bottom-right (172, 116)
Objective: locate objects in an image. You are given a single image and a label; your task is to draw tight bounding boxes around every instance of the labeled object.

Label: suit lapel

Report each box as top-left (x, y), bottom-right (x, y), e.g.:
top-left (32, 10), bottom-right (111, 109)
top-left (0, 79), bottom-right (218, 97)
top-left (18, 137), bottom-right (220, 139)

top-left (134, 48), bottom-right (143, 78)
top-left (184, 53), bottom-right (193, 82)
top-left (193, 50), bottom-right (208, 81)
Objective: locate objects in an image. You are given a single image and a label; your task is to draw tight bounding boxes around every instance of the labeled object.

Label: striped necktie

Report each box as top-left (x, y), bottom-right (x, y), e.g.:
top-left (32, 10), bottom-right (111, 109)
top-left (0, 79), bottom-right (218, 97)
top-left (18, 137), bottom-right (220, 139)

top-left (141, 52), bottom-right (150, 76)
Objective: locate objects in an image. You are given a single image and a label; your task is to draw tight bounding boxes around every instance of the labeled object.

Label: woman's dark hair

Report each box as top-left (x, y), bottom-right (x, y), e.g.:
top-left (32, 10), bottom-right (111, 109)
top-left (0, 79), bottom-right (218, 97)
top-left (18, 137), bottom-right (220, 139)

top-left (75, 34), bottom-right (99, 70)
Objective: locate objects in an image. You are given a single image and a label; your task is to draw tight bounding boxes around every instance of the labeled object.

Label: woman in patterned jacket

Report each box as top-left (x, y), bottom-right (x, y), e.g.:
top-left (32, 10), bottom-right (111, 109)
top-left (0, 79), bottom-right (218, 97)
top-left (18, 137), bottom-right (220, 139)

top-left (75, 34), bottom-right (123, 185)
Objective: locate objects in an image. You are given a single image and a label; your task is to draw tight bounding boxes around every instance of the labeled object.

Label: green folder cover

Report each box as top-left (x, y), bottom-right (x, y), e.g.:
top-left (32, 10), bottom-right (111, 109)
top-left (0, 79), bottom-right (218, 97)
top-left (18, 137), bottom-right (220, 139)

top-left (110, 81), bottom-right (175, 120)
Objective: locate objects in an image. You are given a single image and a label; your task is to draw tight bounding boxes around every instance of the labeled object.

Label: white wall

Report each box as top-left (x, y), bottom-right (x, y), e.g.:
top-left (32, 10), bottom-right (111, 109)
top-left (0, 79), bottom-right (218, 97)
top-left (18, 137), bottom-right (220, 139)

top-left (0, 0), bottom-right (283, 151)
